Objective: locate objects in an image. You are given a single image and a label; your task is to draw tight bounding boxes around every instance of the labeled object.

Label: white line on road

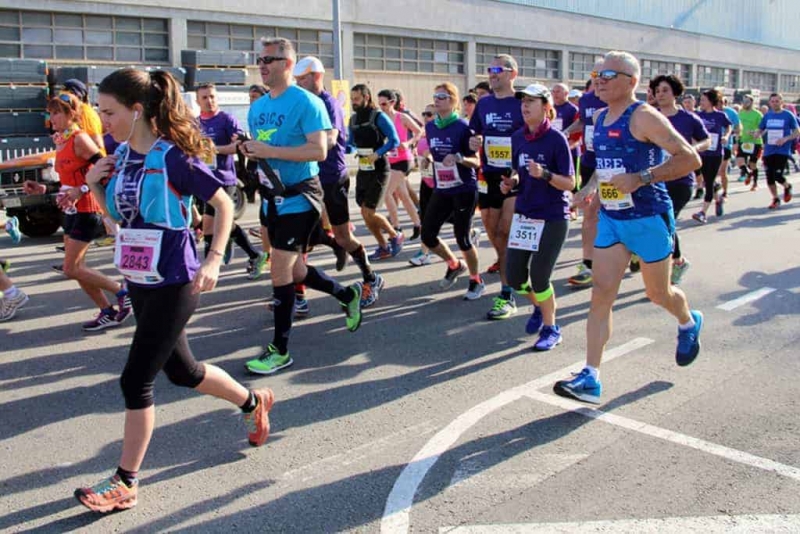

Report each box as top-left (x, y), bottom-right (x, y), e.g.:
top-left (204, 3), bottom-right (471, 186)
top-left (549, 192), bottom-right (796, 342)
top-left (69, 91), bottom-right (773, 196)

top-left (716, 287), bottom-right (776, 311)
top-left (380, 338), bottom-right (654, 534)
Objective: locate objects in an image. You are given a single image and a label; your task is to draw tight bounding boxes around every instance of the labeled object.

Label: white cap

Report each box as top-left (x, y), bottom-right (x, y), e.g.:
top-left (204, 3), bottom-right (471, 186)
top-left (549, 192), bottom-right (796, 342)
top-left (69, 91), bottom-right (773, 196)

top-left (293, 56), bottom-right (325, 76)
top-left (515, 83), bottom-right (553, 105)
top-left (568, 89), bottom-right (583, 99)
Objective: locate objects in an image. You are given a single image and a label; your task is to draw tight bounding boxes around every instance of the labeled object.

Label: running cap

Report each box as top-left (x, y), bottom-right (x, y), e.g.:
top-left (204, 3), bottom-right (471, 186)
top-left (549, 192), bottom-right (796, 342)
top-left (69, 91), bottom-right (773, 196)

top-left (743, 94), bottom-right (755, 103)
top-left (568, 89), bottom-right (583, 99)
top-left (515, 83), bottom-right (553, 105)
top-left (63, 79), bottom-right (88, 100)
top-left (293, 56), bottom-right (325, 76)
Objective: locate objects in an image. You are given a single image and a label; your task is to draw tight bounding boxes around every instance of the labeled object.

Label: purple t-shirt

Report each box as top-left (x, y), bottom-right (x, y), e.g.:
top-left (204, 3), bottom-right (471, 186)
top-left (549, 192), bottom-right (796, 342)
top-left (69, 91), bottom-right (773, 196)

top-left (103, 133), bottom-right (119, 155)
top-left (117, 147), bottom-right (224, 288)
top-left (578, 90), bottom-right (607, 169)
top-left (555, 101), bottom-right (579, 159)
top-left (317, 90), bottom-right (347, 183)
top-left (424, 118), bottom-right (477, 195)
top-left (511, 126), bottom-right (574, 220)
top-left (695, 110), bottom-right (731, 157)
top-left (468, 94), bottom-right (524, 174)
top-left (199, 111), bottom-right (242, 186)
top-left (665, 108), bottom-right (709, 187)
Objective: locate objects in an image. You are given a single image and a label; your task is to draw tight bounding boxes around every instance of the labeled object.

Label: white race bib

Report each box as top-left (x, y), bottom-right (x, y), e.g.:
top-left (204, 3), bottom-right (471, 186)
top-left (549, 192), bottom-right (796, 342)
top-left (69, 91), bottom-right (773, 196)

top-left (357, 148), bottom-right (375, 171)
top-left (418, 156), bottom-right (433, 180)
top-left (484, 136), bottom-right (512, 167)
top-left (767, 129), bottom-right (783, 146)
top-left (508, 214), bottom-right (545, 252)
top-left (114, 228), bottom-right (164, 285)
top-left (597, 167), bottom-right (634, 211)
top-left (709, 133), bottom-right (719, 152)
top-left (433, 161), bottom-right (464, 190)
top-left (741, 142), bottom-right (755, 154)
top-left (477, 176), bottom-right (488, 194)
top-left (552, 118), bottom-right (564, 131)
top-left (585, 125), bottom-right (595, 151)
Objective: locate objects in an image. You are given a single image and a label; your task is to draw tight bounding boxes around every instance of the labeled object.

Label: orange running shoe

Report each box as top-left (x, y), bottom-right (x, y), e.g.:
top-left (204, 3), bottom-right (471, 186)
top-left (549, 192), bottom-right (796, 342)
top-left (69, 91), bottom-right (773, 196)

top-left (74, 474), bottom-right (137, 513)
top-left (244, 388), bottom-right (275, 447)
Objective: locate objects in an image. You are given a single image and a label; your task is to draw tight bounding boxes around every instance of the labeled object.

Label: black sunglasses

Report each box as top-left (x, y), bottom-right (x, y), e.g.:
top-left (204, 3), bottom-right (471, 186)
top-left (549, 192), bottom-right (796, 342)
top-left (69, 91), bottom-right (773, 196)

top-left (592, 69), bottom-right (633, 81)
top-left (422, 112), bottom-right (434, 118)
top-left (257, 56), bottom-right (287, 66)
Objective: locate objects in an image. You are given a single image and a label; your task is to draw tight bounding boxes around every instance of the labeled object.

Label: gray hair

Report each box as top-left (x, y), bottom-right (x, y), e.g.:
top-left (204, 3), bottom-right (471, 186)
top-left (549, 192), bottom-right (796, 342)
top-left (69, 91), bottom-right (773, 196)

top-left (493, 54), bottom-right (518, 72)
top-left (603, 50), bottom-right (640, 79)
top-left (261, 37), bottom-right (296, 60)
top-left (552, 82), bottom-right (569, 92)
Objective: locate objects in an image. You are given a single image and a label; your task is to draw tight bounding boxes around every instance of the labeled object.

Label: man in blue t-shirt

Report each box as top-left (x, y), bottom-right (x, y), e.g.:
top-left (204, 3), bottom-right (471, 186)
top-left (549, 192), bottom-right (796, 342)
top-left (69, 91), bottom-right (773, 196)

top-left (240, 38), bottom-right (364, 375)
top-left (752, 92), bottom-right (798, 209)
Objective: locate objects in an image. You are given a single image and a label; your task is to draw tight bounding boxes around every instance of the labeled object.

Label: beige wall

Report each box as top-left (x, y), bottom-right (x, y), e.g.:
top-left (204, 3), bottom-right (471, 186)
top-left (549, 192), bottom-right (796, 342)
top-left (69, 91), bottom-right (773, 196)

top-left (352, 71), bottom-right (467, 116)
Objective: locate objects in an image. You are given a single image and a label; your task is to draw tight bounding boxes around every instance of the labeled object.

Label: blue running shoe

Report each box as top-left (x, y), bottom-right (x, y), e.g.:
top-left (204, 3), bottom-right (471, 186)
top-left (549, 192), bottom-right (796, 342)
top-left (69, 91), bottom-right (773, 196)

top-left (676, 310), bottom-right (703, 366)
top-left (534, 325), bottom-right (562, 351)
top-left (553, 368), bottom-right (602, 404)
top-left (389, 233), bottom-right (404, 257)
top-left (5, 216), bottom-right (21, 244)
top-left (360, 274), bottom-right (384, 308)
top-left (526, 306), bottom-right (543, 334)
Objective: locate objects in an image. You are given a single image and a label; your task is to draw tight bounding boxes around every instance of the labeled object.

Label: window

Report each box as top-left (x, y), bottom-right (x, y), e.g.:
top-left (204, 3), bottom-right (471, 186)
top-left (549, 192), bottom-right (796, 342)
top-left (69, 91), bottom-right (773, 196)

top-left (569, 52), bottom-right (604, 82)
top-left (780, 74), bottom-right (800, 93)
top-left (477, 44), bottom-right (560, 80)
top-left (697, 65), bottom-right (738, 88)
top-left (641, 59), bottom-right (691, 85)
top-left (743, 70), bottom-right (777, 92)
top-left (187, 22), bottom-right (334, 68)
top-left (0, 9), bottom-right (169, 63)
top-left (353, 33), bottom-right (464, 74)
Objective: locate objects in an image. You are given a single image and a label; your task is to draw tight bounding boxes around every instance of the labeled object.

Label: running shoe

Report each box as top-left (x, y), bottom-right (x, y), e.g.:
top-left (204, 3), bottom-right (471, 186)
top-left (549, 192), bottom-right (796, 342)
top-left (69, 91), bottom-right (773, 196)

top-left (525, 306), bottom-right (543, 335)
top-left (368, 246), bottom-right (392, 261)
top-left (486, 261), bottom-right (501, 274)
top-left (243, 387), bottom-right (275, 447)
top-left (629, 255), bottom-right (641, 273)
top-left (784, 183), bottom-right (793, 203)
top-left (5, 216), bottom-right (21, 244)
top-left (74, 474), bottom-right (138, 513)
top-left (568, 264), bottom-right (593, 287)
top-left (486, 294), bottom-right (517, 320)
top-left (715, 198), bottom-right (724, 217)
top-left (691, 212), bottom-right (707, 224)
top-left (676, 310), bottom-right (703, 367)
top-left (247, 252), bottom-right (270, 280)
top-left (738, 172), bottom-right (747, 183)
top-left (534, 325), bottom-right (563, 351)
top-left (408, 250), bottom-right (432, 267)
top-left (769, 198), bottom-right (780, 210)
top-left (294, 297), bottom-right (310, 317)
top-left (0, 290), bottom-right (29, 322)
top-left (439, 261), bottom-right (466, 290)
top-left (744, 174), bottom-right (752, 186)
top-left (469, 227), bottom-right (481, 249)
top-left (333, 242), bottom-right (348, 272)
top-left (671, 258), bottom-right (691, 286)
top-left (247, 345), bottom-right (293, 375)
top-left (52, 264), bottom-right (65, 274)
top-left (341, 283), bottom-right (363, 332)
top-left (82, 308), bottom-right (119, 332)
top-left (553, 368), bottom-right (602, 404)
top-left (0, 259), bottom-right (9, 273)
top-left (389, 233), bottom-right (405, 257)
top-left (463, 277), bottom-right (486, 301)
top-left (115, 291), bottom-right (133, 324)
top-left (410, 225), bottom-right (421, 241)
top-left (361, 274), bottom-right (384, 308)
top-left (55, 245), bottom-right (65, 252)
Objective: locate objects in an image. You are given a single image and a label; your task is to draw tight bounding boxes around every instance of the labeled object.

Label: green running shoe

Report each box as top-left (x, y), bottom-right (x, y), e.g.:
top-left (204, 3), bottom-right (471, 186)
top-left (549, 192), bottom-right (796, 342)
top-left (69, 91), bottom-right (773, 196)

top-left (341, 283), bottom-right (363, 332)
top-left (486, 294), bottom-right (517, 320)
top-left (0, 259), bottom-right (9, 274)
top-left (247, 251), bottom-right (270, 280)
top-left (246, 344), bottom-right (293, 375)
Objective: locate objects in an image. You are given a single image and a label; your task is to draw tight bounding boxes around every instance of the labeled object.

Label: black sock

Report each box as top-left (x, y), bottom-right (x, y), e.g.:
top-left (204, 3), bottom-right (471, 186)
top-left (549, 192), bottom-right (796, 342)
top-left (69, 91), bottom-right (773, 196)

top-left (231, 225), bottom-right (259, 260)
top-left (349, 244), bottom-right (375, 283)
top-left (583, 259), bottom-right (593, 270)
top-left (303, 265), bottom-right (352, 303)
top-left (272, 284), bottom-right (295, 354)
top-left (240, 390), bottom-right (257, 413)
top-left (204, 235), bottom-right (214, 258)
top-left (116, 466), bottom-right (138, 487)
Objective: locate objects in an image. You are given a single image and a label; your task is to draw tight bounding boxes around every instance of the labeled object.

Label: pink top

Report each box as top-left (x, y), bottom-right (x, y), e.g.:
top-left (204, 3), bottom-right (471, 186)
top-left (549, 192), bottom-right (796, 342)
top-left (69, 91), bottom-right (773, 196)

top-left (388, 112), bottom-right (413, 163)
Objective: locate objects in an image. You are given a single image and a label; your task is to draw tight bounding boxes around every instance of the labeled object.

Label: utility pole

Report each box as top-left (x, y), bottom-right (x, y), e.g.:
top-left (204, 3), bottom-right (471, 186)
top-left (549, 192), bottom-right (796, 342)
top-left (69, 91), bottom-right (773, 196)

top-left (333, 0), bottom-right (343, 79)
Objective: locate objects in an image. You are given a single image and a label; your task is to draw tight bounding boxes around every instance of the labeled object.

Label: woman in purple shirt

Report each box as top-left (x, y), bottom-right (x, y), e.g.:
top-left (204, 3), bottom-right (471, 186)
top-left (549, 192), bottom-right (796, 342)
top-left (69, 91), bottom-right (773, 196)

top-left (693, 89), bottom-right (732, 224)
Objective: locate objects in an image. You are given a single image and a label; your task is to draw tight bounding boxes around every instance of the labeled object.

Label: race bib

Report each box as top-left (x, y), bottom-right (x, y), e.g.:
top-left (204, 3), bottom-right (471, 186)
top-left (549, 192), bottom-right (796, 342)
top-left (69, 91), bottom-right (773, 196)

top-left (741, 142), bottom-right (755, 154)
top-left (202, 150), bottom-right (217, 171)
top-left (114, 228), bottom-right (164, 285)
top-left (585, 125), bottom-right (595, 151)
top-left (508, 214), bottom-right (545, 252)
top-left (357, 148), bottom-right (375, 171)
top-left (597, 167), bottom-right (634, 211)
top-left (552, 118), bottom-right (564, 131)
top-left (433, 161), bottom-right (463, 190)
top-left (484, 136), bottom-right (512, 168)
top-left (709, 133), bottom-right (719, 152)
top-left (477, 177), bottom-right (488, 194)
top-left (767, 129), bottom-right (783, 146)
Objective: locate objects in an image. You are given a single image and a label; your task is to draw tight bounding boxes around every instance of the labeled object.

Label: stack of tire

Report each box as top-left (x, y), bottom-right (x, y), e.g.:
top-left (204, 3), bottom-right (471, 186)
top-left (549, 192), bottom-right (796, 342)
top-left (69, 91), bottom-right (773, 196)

top-left (0, 59), bottom-right (52, 162)
top-left (182, 50), bottom-right (250, 90)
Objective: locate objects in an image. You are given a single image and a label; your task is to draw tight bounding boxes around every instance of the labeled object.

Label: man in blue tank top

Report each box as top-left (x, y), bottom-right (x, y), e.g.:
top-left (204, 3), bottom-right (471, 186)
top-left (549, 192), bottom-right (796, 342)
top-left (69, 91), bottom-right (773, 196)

top-left (553, 51), bottom-right (704, 404)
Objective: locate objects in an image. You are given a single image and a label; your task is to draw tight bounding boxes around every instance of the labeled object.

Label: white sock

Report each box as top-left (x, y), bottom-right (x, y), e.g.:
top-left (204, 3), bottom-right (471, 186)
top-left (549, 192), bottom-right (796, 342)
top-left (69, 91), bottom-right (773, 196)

top-left (4, 285), bottom-right (19, 298)
top-left (585, 365), bottom-right (599, 380)
top-left (679, 317), bottom-right (696, 330)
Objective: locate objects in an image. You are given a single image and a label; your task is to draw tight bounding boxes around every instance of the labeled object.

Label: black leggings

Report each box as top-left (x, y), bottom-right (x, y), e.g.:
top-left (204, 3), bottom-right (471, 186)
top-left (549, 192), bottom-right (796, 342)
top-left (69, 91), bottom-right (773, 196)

top-left (700, 155), bottom-right (722, 202)
top-left (764, 154), bottom-right (789, 186)
top-left (506, 219), bottom-right (569, 296)
top-left (421, 190), bottom-right (477, 252)
top-left (120, 283), bottom-right (206, 410)
top-left (666, 182), bottom-right (692, 260)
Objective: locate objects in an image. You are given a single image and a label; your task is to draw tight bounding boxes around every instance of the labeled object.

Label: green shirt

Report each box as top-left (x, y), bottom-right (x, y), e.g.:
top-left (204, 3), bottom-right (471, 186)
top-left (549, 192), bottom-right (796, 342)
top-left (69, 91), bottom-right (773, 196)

top-left (738, 109), bottom-right (764, 145)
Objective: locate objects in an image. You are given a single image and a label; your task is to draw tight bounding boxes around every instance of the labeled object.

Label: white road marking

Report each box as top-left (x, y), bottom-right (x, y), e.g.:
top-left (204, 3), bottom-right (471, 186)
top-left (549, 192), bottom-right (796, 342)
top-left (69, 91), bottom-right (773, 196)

top-left (381, 338), bottom-right (654, 534)
top-left (716, 287), bottom-right (776, 311)
top-left (447, 453), bottom-right (588, 491)
top-left (439, 514), bottom-right (800, 533)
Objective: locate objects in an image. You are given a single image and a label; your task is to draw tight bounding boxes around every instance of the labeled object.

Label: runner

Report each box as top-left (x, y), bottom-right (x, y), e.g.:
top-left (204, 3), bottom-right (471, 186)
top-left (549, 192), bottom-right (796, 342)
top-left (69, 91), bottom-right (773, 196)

top-left (409, 103), bottom-right (437, 267)
top-left (462, 92), bottom-right (478, 121)
top-left (736, 95), bottom-right (764, 190)
top-left (196, 83), bottom-right (268, 274)
top-left (717, 96), bottom-right (742, 199)
top-left (293, 56), bottom-right (384, 307)
top-left (419, 82), bottom-right (484, 300)
top-left (504, 84), bottom-right (575, 350)
top-left (553, 51), bottom-right (703, 404)
top-left (378, 89), bottom-right (423, 240)
top-left (473, 81), bottom-right (492, 99)
top-left (682, 94), bottom-right (696, 113)
top-left (650, 74), bottom-right (710, 285)
top-left (347, 84), bottom-right (404, 261)
top-left (751, 93), bottom-right (798, 209)
top-left (692, 89), bottom-right (732, 224)
top-left (62, 79), bottom-right (104, 152)
top-left (74, 67), bottom-right (274, 513)
top-left (241, 38), bottom-right (363, 375)
top-left (551, 82), bottom-right (580, 170)
top-left (469, 54), bottom-right (525, 320)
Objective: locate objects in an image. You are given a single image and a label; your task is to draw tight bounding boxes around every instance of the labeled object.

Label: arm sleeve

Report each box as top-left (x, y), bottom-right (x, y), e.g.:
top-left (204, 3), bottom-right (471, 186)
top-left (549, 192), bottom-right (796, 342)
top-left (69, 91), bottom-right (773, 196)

top-left (375, 112), bottom-right (400, 156)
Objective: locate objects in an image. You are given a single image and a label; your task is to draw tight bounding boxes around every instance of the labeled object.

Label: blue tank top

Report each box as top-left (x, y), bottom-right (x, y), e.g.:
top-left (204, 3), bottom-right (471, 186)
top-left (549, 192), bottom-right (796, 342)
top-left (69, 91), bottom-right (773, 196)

top-left (594, 101), bottom-right (672, 220)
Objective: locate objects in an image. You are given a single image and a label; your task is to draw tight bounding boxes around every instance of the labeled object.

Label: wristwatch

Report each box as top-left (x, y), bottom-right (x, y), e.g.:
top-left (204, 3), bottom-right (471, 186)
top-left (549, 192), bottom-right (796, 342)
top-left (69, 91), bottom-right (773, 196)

top-left (639, 168), bottom-right (654, 186)
top-left (541, 168), bottom-right (553, 182)
top-left (80, 184), bottom-right (90, 194)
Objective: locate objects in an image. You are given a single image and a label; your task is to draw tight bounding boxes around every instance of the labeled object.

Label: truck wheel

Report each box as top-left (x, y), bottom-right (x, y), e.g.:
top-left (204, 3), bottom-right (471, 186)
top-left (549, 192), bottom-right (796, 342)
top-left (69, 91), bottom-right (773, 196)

top-left (10, 206), bottom-right (63, 237)
top-left (232, 183), bottom-right (247, 220)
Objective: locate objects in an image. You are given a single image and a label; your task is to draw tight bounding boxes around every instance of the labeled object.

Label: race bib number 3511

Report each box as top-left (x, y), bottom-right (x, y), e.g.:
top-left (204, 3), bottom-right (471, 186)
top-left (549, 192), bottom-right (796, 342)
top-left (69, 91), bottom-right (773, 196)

top-left (508, 214), bottom-right (545, 252)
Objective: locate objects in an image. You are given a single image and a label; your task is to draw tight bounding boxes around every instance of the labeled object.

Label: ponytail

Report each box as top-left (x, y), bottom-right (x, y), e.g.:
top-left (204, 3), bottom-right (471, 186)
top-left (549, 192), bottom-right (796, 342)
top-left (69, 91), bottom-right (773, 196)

top-left (147, 71), bottom-right (213, 160)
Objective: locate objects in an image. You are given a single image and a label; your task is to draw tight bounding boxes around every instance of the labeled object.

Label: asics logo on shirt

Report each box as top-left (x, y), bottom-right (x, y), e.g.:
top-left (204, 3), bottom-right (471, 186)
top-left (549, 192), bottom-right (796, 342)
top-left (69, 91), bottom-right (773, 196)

top-left (256, 128), bottom-right (279, 142)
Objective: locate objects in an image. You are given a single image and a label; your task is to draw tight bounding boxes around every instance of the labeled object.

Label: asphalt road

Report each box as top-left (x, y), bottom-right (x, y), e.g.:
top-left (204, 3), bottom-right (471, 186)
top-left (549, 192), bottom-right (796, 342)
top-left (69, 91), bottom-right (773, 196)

top-left (1, 172), bottom-right (799, 533)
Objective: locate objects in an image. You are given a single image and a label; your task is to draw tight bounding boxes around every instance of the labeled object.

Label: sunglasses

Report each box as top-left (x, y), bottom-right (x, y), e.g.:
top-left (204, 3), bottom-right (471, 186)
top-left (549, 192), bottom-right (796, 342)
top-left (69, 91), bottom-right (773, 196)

top-left (422, 111), bottom-right (434, 118)
top-left (256, 56), bottom-right (287, 66)
top-left (58, 93), bottom-right (72, 103)
top-left (592, 69), bottom-right (633, 81)
top-left (487, 66), bottom-right (512, 74)
top-left (433, 92), bottom-right (451, 101)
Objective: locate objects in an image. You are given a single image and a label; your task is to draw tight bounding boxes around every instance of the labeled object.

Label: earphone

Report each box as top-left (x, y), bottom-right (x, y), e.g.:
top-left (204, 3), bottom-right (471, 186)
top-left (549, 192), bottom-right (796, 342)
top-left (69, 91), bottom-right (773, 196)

top-left (133, 111), bottom-right (140, 120)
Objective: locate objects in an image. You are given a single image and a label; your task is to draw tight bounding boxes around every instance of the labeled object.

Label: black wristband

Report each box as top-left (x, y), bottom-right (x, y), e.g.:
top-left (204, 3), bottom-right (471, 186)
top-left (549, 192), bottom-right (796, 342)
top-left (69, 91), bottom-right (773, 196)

top-left (542, 168), bottom-right (553, 182)
top-left (88, 153), bottom-right (102, 164)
